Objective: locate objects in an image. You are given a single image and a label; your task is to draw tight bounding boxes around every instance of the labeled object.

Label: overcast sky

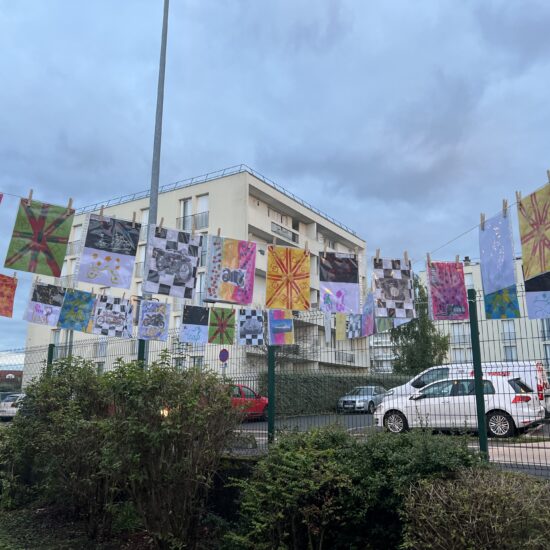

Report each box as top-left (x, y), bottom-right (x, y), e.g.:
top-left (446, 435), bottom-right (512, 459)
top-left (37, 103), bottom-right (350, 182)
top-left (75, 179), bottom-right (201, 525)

top-left (1, 0), bottom-right (549, 350)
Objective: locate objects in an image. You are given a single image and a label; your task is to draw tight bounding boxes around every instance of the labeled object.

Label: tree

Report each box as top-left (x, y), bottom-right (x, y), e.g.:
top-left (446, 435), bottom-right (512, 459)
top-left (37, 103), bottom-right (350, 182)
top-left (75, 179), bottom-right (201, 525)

top-left (390, 278), bottom-right (450, 375)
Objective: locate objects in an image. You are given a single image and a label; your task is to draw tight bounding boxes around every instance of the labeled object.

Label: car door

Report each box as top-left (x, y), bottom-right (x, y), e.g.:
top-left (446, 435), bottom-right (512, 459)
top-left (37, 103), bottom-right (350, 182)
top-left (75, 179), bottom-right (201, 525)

top-left (409, 380), bottom-right (455, 428)
top-left (410, 367), bottom-right (450, 390)
top-left (448, 380), bottom-right (476, 429)
top-left (240, 385), bottom-right (262, 416)
top-left (372, 386), bottom-right (386, 407)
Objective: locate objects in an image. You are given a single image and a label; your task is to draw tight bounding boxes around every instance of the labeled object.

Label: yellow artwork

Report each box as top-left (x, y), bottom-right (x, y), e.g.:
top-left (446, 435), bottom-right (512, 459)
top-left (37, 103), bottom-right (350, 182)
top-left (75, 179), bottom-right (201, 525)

top-left (335, 313), bottom-right (347, 341)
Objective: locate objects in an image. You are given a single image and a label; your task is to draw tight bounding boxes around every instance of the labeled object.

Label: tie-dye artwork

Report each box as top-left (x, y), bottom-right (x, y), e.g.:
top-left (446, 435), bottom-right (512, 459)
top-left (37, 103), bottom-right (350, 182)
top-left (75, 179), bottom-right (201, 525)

top-left (335, 313), bottom-right (347, 341)
top-left (373, 258), bottom-right (415, 319)
top-left (138, 300), bottom-right (170, 341)
top-left (180, 305), bottom-right (209, 344)
top-left (238, 309), bottom-right (264, 345)
top-left (0, 275), bottom-right (17, 318)
top-left (58, 289), bottom-right (96, 332)
top-left (78, 214), bottom-right (141, 289)
top-left (525, 272), bottom-right (550, 319)
top-left (361, 292), bottom-right (375, 337)
top-left (266, 246), bottom-right (310, 310)
top-left (347, 313), bottom-right (362, 339)
top-left (484, 285), bottom-right (520, 320)
top-left (268, 309), bottom-right (295, 345)
top-left (518, 185), bottom-right (550, 281)
top-left (24, 282), bottom-right (66, 326)
top-left (204, 237), bottom-right (256, 305)
top-left (208, 307), bottom-right (235, 345)
top-left (92, 295), bottom-right (133, 338)
top-left (427, 262), bottom-right (469, 321)
top-left (5, 199), bottom-right (74, 277)
top-left (319, 253), bottom-right (360, 313)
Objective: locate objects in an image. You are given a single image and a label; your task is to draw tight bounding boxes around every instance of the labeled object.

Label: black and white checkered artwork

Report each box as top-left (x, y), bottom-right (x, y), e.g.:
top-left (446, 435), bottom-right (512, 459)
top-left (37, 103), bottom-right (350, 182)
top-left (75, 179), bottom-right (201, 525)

top-left (373, 257), bottom-right (416, 319)
top-left (143, 225), bottom-right (203, 298)
top-left (92, 295), bottom-right (133, 338)
top-left (238, 309), bottom-right (264, 345)
top-left (346, 313), bottom-right (362, 339)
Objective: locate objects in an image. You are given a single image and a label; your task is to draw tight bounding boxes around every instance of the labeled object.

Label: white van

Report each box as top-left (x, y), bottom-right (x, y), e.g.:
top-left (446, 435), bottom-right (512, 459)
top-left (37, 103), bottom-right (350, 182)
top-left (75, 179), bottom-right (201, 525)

top-left (385, 361), bottom-right (550, 413)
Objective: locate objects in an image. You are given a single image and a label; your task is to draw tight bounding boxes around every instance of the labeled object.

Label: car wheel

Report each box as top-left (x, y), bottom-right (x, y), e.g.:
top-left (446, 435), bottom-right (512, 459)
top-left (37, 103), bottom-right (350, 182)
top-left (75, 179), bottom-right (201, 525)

top-left (367, 401), bottom-right (376, 414)
top-left (487, 411), bottom-right (516, 438)
top-left (384, 411), bottom-right (408, 433)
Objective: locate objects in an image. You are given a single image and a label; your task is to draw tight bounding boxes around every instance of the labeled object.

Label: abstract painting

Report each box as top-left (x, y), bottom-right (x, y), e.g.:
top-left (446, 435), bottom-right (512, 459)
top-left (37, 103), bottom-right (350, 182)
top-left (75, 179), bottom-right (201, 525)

top-left (525, 272), bottom-right (550, 319)
top-left (238, 309), bottom-right (264, 345)
top-left (180, 305), bottom-right (209, 344)
top-left (24, 282), bottom-right (66, 326)
top-left (78, 214), bottom-right (141, 289)
top-left (58, 289), bottom-right (96, 332)
top-left (92, 295), bottom-right (133, 338)
top-left (346, 313), bottom-right (362, 339)
top-left (518, 186), bottom-right (550, 281)
top-left (361, 292), bottom-right (375, 337)
top-left (373, 257), bottom-right (415, 319)
top-left (484, 285), bottom-right (520, 320)
top-left (268, 309), bottom-right (295, 345)
top-left (427, 261), bottom-right (469, 321)
top-left (0, 275), bottom-right (17, 318)
top-left (138, 300), bottom-right (170, 341)
top-left (143, 225), bottom-right (203, 298)
top-left (335, 313), bottom-right (347, 341)
top-left (266, 246), bottom-right (310, 310)
top-left (204, 237), bottom-right (256, 305)
top-left (5, 199), bottom-right (74, 277)
top-left (375, 317), bottom-right (394, 333)
top-left (208, 307), bottom-right (235, 345)
top-left (319, 252), bottom-right (360, 313)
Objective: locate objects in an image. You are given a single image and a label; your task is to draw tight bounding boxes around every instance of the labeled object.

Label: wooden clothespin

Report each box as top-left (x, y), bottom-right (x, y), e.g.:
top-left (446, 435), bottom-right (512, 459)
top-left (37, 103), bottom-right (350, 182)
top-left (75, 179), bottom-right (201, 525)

top-left (99, 205), bottom-right (105, 221)
top-left (159, 217), bottom-right (164, 230)
top-left (132, 211), bottom-right (136, 228)
top-left (67, 198), bottom-right (73, 212)
top-left (480, 213), bottom-right (486, 231)
top-left (375, 248), bottom-right (380, 262)
top-left (426, 253), bottom-right (432, 267)
top-left (217, 227), bottom-right (221, 237)
top-left (455, 255), bottom-right (460, 267)
top-left (502, 199), bottom-right (508, 218)
top-left (403, 251), bottom-right (409, 267)
top-left (304, 240), bottom-right (309, 252)
top-left (515, 191), bottom-right (522, 206)
top-left (27, 189), bottom-right (33, 205)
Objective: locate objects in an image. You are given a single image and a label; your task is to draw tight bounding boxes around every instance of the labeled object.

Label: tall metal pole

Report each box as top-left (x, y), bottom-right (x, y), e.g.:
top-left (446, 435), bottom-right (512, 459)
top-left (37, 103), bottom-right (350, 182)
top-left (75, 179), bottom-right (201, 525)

top-left (138, 0), bottom-right (170, 364)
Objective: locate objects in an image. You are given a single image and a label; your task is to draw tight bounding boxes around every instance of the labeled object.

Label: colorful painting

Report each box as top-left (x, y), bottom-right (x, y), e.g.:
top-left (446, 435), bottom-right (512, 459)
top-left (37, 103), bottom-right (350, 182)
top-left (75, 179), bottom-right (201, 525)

top-left (373, 258), bottom-right (415, 319)
top-left (238, 309), bottom-right (264, 345)
top-left (319, 252), bottom-right (360, 313)
top-left (78, 214), bottom-right (141, 289)
top-left (180, 305), bottom-right (209, 344)
top-left (143, 225), bottom-right (202, 298)
top-left (518, 185), bottom-right (550, 281)
top-left (24, 282), bottom-right (66, 326)
top-left (335, 313), bottom-right (347, 341)
top-left (5, 199), bottom-right (74, 277)
top-left (484, 285), bottom-right (520, 320)
top-left (361, 292), bottom-right (375, 337)
top-left (208, 307), bottom-right (235, 345)
top-left (376, 317), bottom-right (394, 333)
top-left (92, 295), bottom-right (133, 338)
top-left (268, 309), bottom-right (295, 345)
top-left (427, 261), bottom-right (469, 321)
top-left (347, 313), bottom-right (362, 339)
top-left (138, 300), bottom-right (170, 341)
top-left (0, 275), bottom-right (17, 318)
top-left (525, 272), bottom-right (550, 319)
top-left (266, 246), bottom-right (310, 310)
top-left (204, 237), bottom-right (256, 305)
top-left (58, 289), bottom-right (96, 332)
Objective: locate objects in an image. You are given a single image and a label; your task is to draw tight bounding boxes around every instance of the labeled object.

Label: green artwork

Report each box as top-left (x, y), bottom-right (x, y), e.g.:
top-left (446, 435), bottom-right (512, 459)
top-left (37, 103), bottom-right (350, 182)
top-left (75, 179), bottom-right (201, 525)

top-left (484, 285), bottom-right (520, 319)
top-left (208, 307), bottom-right (235, 345)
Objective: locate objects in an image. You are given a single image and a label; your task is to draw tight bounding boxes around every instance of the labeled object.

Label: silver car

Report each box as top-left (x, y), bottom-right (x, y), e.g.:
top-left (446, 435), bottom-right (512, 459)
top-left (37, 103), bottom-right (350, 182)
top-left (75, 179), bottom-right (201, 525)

top-left (337, 385), bottom-right (386, 414)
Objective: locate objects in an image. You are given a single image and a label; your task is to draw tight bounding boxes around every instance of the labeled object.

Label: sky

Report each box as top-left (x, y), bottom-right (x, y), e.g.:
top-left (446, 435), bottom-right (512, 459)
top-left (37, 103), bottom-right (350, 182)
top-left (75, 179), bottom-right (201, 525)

top-left (0, 0), bottom-right (549, 349)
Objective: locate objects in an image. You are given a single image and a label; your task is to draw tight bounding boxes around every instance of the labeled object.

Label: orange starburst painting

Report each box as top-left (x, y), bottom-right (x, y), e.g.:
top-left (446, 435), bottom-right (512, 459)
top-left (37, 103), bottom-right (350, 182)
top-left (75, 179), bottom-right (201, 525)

top-left (265, 246), bottom-right (310, 310)
top-left (518, 185), bottom-right (550, 281)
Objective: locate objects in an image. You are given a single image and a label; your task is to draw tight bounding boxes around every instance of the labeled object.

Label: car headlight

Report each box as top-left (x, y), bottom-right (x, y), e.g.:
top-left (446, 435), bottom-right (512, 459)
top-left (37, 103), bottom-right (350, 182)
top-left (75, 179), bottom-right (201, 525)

top-left (356, 401), bottom-right (364, 406)
top-left (385, 389), bottom-right (394, 396)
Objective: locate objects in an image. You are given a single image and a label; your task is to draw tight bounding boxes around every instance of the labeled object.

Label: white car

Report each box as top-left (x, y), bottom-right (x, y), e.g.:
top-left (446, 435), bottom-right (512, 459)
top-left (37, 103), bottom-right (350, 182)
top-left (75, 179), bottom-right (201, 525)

top-left (375, 377), bottom-right (544, 438)
top-left (0, 393), bottom-right (25, 420)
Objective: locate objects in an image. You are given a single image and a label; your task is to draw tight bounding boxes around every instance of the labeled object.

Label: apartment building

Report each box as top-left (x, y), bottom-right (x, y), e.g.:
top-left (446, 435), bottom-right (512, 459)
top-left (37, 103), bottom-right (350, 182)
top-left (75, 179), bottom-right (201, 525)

top-left (24, 165), bottom-right (368, 375)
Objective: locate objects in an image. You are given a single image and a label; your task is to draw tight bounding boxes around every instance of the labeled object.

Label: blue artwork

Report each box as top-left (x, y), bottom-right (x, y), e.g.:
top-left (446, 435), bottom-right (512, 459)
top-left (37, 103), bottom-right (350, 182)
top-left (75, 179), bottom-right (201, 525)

top-left (57, 289), bottom-right (96, 332)
top-left (525, 272), bottom-right (550, 319)
top-left (484, 285), bottom-right (520, 320)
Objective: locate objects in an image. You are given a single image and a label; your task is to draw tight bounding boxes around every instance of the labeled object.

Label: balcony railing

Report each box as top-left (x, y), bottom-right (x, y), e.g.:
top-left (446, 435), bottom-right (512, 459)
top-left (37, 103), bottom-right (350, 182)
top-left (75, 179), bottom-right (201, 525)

top-left (335, 351), bottom-right (355, 364)
top-left (501, 332), bottom-right (517, 342)
top-left (271, 222), bottom-right (299, 244)
top-left (66, 240), bottom-right (81, 256)
top-left (177, 211), bottom-right (209, 232)
top-left (450, 334), bottom-right (471, 345)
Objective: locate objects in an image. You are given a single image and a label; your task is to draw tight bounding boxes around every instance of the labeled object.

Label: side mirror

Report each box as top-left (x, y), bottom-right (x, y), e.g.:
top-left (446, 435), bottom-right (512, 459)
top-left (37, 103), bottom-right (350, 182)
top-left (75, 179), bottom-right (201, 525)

top-left (410, 393), bottom-right (424, 401)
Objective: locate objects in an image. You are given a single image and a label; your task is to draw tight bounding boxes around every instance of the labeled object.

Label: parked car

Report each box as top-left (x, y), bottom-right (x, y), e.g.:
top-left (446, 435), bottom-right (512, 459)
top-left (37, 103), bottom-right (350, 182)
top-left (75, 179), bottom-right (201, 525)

top-left (231, 384), bottom-right (268, 420)
top-left (375, 377), bottom-right (544, 438)
top-left (337, 385), bottom-right (386, 414)
top-left (0, 393), bottom-right (25, 420)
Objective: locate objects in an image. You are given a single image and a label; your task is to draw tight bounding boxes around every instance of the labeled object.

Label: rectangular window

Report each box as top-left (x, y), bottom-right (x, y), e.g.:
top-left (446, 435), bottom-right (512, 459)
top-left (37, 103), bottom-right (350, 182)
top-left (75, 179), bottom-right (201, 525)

top-left (464, 273), bottom-right (474, 290)
top-left (504, 345), bottom-right (518, 361)
top-left (180, 199), bottom-right (192, 230)
top-left (197, 194), bottom-right (209, 213)
top-left (501, 319), bottom-right (516, 341)
top-left (72, 225), bottom-right (82, 241)
top-left (141, 208), bottom-right (149, 224)
top-left (541, 319), bottom-right (550, 340)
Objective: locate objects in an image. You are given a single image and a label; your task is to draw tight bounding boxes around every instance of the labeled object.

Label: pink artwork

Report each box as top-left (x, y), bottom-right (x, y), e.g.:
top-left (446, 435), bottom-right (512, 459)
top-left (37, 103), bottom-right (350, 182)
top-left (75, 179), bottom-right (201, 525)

top-left (427, 261), bottom-right (469, 321)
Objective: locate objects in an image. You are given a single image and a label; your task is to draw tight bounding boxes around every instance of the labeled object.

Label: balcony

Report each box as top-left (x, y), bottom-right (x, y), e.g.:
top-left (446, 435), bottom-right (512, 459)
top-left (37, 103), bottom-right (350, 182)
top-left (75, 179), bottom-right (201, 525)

top-left (66, 240), bottom-right (81, 256)
top-left (271, 222), bottom-right (299, 244)
top-left (335, 350), bottom-right (355, 364)
top-left (450, 334), bottom-right (471, 346)
top-left (177, 211), bottom-right (209, 232)
top-left (501, 332), bottom-right (517, 342)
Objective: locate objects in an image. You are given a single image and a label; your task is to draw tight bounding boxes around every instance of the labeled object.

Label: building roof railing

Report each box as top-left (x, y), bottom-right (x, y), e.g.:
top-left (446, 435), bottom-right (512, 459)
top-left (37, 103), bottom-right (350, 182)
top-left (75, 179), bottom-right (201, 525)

top-left (76, 164), bottom-right (359, 237)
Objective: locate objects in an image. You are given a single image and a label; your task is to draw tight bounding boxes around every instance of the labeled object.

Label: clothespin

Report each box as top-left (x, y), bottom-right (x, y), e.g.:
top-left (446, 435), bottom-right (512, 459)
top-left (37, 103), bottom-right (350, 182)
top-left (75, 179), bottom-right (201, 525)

top-left (502, 199), bottom-right (508, 218)
top-left (480, 213), bottom-right (486, 231)
top-left (515, 191), bottom-right (522, 206)
top-left (132, 211), bottom-right (136, 228)
top-left (102, 287), bottom-right (106, 296)
top-left (67, 198), bottom-right (73, 212)
top-left (427, 253), bottom-right (431, 267)
top-left (403, 251), bottom-right (409, 267)
top-left (375, 248), bottom-right (380, 262)
top-left (217, 227), bottom-right (221, 237)
top-left (27, 189), bottom-right (33, 205)
top-left (304, 240), bottom-right (309, 252)
top-left (455, 255), bottom-right (460, 267)
top-left (99, 205), bottom-right (105, 221)
top-left (159, 217), bottom-right (164, 230)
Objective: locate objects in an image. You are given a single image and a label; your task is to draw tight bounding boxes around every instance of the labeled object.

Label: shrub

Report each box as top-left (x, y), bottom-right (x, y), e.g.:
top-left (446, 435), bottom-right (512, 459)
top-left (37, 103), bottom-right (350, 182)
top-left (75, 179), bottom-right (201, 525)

top-left (402, 468), bottom-right (550, 550)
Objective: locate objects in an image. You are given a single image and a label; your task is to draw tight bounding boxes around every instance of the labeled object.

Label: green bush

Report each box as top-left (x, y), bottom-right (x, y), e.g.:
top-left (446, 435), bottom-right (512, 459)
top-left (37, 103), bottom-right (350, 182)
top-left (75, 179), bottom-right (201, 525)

top-left (402, 468), bottom-right (550, 550)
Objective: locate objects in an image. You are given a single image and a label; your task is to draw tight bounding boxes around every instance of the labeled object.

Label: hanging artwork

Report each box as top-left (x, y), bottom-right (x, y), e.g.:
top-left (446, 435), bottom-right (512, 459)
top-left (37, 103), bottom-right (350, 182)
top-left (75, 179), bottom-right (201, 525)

top-left (5, 199), bottom-right (74, 277)
top-left (525, 272), bottom-right (550, 319)
top-left (77, 214), bottom-right (141, 289)
top-left (238, 309), bottom-right (264, 345)
top-left (427, 261), bottom-right (469, 321)
top-left (180, 305), bottom-right (209, 344)
top-left (268, 309), bottom-right (295, 345)
top-left (143, 225), bottom-right (203, 298)
top-left (138, 300), bottom-right (170, 341)
top-left (92, 295), bottom-right (133, 338)
top-left (375, 317), bottom-right (394, 333)
top-left (266, 246), bottom-right (310, 310)
top-left (208, 307), bottom-right (235, 345)
top-left (323, 311), bottom-right (332, 344)
top-left (346, 313), bottom-right (362, 339)
top-left (361, 292), bottom-right (375, 337)
top-left (0, 275), bottom-right (17, 318)
top-left (319, 252), bottom-right (360, 313)
top-left (204, 237), bottom-right (256, 305)
top-left (518, 185), bottom-right (550, 281)
top-left (58, 289), bottom-right (96, 332)
top-left (373, 258), bottom-right (415, 319)
top-left (24, 282), bottom-right (66, 326)
top-left (335, 313), bottom-right (347, 341)
top-left (484, 285), bottom-right (520, 320)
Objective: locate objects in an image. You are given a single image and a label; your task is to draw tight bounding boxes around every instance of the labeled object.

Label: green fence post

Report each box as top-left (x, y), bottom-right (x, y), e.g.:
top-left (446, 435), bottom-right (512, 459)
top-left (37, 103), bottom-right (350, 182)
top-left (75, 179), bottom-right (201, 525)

top-left (46, 343), bottom-right (55, 376)
top-left (137, 339), bottom-right (147, 365)
top-left (467, 288), bottom-right (489, 459)
top-left (267, 345), bottom-right (276, 444)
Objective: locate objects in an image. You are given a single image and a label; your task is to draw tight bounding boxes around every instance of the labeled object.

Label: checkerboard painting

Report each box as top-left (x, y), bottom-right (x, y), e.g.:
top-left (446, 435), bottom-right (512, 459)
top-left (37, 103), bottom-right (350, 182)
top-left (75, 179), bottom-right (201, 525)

top-left (92, 295), bottom-right (133, 338)
top-left (180, 305), bottom-right (209, 344)
top-left (346, 313), bottom-right (362, 339)
top-left (24, 282), bottom-right (65, 326)
top-left (373, 257), bottom-right (415, 319)
top-left (238, 309), bottom-right (264, 345)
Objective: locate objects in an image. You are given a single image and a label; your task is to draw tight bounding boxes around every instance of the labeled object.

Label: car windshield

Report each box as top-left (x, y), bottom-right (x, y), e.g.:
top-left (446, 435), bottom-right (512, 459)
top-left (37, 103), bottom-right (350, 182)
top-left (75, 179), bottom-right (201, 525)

top-left (349, 387), bottom-right (373, 396)
top-left (1, 395), bottom-right (19, 403)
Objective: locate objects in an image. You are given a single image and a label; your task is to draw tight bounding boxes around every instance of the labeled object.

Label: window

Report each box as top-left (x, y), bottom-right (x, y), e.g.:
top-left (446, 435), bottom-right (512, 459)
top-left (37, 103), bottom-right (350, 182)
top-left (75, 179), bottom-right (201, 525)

top-left (72, 225), bottom-right (82, 241)
top-left (501, 319), bottom-right (516, 341)
top-left (420, 380), bottom-right (454, 398)
top-left (197, 194), bottom-right (209, 213)
top-left (504, 345), bottom-right (518, 361)
top-left (192, 356), bottom-right (203, 369)
top-left (241, 386), bottom-right (257, 399)
top-left (174, 316), bottom-right (181, 329)
top-left (464, 273), bottom-right (474, 290)
top-left (180, 198), bottom-right (191, 218)
top-left (541, 319), bottom-right (550, 340)
top-left (292, 219), bottom-right (299, 231)
top-left (509, 378), bottom-right (533, 394)
top-left (451, 347), bottom-right (472, 362)
top-left (411, 368), bottom-right (450, 389)
top-left (451, 323), bottom-right (470, 345)
top-left (96, 362), bottom-right (105, 375)
top-left (231, 386), bottom-right (241, 398)
top-left (141, 208), bottom-right (149, 224)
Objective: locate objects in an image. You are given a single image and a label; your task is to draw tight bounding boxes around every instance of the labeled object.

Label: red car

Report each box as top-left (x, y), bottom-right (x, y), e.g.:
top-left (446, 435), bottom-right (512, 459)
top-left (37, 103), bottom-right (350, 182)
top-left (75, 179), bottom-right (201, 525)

top-left (231, 384), bottom-right (268, 420)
